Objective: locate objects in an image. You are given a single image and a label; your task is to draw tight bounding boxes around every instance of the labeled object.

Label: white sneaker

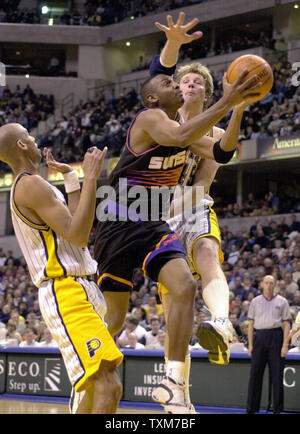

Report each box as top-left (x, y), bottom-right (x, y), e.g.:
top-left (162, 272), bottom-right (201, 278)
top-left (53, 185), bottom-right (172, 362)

top-left (197, 318), bottom-right (233, 365)
top-left (152, 376), bottom-right (192, 414)
top-left (186, 403), bottom-right (199, 414)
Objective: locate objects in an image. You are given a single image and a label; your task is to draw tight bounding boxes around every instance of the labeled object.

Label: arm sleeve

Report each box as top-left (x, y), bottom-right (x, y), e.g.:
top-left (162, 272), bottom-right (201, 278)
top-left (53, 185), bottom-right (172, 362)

top-left (247, 300), bottom-right (255, 321)
top-left (149, 55), bottom-right (176, 77)
top-left (282, 299), bottom-right (292, 321)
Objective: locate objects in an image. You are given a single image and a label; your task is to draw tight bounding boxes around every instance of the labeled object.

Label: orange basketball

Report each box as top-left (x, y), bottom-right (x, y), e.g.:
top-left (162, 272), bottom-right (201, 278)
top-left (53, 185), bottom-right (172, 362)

top-left (226, 54), bottom-right (274, 103)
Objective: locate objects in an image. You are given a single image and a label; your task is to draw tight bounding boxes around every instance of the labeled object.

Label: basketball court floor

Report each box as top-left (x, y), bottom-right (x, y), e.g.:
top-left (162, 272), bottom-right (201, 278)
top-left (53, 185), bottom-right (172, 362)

top-left (0, 395), bottom-right (262, 414)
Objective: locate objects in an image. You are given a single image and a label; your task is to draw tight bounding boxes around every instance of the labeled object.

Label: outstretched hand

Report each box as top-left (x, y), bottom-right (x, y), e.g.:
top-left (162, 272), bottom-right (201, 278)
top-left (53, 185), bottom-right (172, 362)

top-left (155, 11), bottom-right (203, 45)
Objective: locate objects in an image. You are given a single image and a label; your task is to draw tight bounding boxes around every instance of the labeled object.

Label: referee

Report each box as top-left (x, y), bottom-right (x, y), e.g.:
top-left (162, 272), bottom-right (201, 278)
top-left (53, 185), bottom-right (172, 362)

top-left (246, 275), bottom-right (291, 414)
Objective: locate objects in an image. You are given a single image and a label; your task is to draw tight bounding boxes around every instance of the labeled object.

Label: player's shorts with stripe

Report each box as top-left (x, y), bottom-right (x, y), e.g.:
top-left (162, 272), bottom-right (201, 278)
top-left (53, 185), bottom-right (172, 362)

top-left (158, 196), bottom-right (223, 298)
top-left (38, 275), bottom-right (123, 392)
top-left (94, 220), bottom-right (187, 292)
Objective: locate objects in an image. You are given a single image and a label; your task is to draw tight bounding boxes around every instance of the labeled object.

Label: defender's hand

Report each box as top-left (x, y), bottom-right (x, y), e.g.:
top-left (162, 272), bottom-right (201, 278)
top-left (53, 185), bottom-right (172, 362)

top-left (155, 11), bottom-right (203, 45)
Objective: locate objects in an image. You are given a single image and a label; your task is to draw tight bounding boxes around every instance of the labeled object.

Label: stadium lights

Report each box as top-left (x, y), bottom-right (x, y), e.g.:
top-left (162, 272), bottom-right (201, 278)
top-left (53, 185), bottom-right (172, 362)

top-left (41, 5), bottom-right (49, 14)
top-left (25, 74), bottom-right (30, 78)
top-left (48, 18), bottom-right (53, 25)
top-left (130, 16), bottom-right (135, 19)
top-left (294, 3), bottom-right (299, 8)
top-left (126, 41), bottom-right (131, 46)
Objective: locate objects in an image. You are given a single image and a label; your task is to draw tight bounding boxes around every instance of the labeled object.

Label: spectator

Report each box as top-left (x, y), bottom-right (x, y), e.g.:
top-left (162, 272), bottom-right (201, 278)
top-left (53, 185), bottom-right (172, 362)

top-left (240, 320), bottom-right (249, 348)
top-left (39, 328), bottom-right (59, 347)
top-left (0, 303), bottom-right (11, 324)
top-left (290, 291), bottom-right (300, 316)
top-left (238, 300), bottom-right (250, 325)
top-left (288, 338), bottom-right (300, 353)
top-left (254, 227), bottom-right (269, 249)
top-left (131, 306), bottom-right (148, 329)
top-left (4, 319), bottom-right (22, 344)
top-left (230, 331), bottom-right (248, 352)
top-left (229, 276), bottom-right (244, 300)
top-left (122, 333), bottom-right (145, 349)
top-left (9, 308), bottom-right (26, 335)
top-left (154, 330), bottom-right (166, 349)
top-left (272, 239), bottom-right (285, 260)
top-left (241, 277), bottom-right (257, 301)
top-left (117, 315), bottom-right (146, 347)
top-left (292, 259), bottom-right (300, 283)
top-left (285, 272), bottom-right (299, 300)
top-left (143, 295), bottom-right (163, 318)
top-left (229, 312), bottom-right (242, 338)
top-left (266, 192), bottom-right (280, 214)
top-left (19, 328), bottom-right (40, 347)
top-left (227, 244), bottom-right (240, 266)
top-left (139, 316), bottom-right (162, 348)
top-left (289, 215), bottom-right (300, 233)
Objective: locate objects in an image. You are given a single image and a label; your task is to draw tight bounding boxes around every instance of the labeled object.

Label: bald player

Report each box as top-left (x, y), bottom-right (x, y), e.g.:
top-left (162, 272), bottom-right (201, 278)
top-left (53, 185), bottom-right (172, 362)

top-left (0, 123), bottom-right (123, 414)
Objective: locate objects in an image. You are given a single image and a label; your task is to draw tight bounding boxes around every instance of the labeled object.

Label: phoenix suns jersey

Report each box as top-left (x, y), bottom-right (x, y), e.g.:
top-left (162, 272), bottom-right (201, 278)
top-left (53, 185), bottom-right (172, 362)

top-left (105, 108), bottom-right (188, 220)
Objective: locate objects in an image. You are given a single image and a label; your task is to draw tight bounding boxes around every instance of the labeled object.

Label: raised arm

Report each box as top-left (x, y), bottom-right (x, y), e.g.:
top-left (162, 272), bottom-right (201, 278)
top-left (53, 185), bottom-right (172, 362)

top-left (149, 12), bottom-right (202, 78)
top-left (155, 12), bottom-right (202, 68)
top-left (189, 100), bottom-right (248, 161)
top-left (134, 78), bottom-right (257, 157)
top-left (15, 148), bottom-right (107, 247)
top-left (43, 147), bottom-right (80, 215)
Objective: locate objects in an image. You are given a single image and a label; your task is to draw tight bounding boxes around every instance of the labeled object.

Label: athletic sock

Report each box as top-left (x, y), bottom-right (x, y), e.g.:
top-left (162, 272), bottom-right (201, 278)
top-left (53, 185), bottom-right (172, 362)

top-left (202, 278), bottom-right (229, 319)
top-left (166, 360), bottom-right (185, 384)
top-left (184, 352), bottom-right (191, 406)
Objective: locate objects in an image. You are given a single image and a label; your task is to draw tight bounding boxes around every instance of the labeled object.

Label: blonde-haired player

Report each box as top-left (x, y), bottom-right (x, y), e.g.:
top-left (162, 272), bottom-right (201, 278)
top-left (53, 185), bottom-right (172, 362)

top-left (0, 123), bottom-right (123, 413)
top-left (150, 12), bottom-right (252, 412)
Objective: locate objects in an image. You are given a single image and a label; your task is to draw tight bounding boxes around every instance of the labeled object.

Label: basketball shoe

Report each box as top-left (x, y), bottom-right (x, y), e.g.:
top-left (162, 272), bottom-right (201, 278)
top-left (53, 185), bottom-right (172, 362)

top-left (152, 376), bottom-right (194, 414)
top-left (197, 318), bottom-right (234, 365)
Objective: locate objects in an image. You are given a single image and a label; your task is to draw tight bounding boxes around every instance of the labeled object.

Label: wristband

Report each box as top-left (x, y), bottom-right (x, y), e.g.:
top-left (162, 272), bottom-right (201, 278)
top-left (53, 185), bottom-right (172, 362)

top-left (63, 170), bottom-right (80, 194)
top-left (213, 140), bottom-right (235, 164)
top-left (149, 55), bottom-right (176, 77)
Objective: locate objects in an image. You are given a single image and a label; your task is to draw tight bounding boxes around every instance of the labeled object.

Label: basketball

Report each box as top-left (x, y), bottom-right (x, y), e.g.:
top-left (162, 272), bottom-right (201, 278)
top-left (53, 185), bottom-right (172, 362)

top-left (226, 54), bottom-right (274, 103)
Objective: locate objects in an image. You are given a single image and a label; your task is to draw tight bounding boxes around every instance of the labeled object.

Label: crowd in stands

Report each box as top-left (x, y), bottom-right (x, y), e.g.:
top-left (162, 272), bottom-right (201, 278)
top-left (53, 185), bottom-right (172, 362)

top-left (62, 0), bottom-right (209, 27)
top-left (207, 55), bottom-right (299, 139)
top-left (35, 51), bottom-right (299, 212)
top-left (0, 84), bottom-right (55, 173)
top-left (1, 213), bottom-right (300, 352)
top-left (38, 47), bottom-right (298, 164)
top-left (39, 86), bottom-right (140, 162)
top-left (171, 29), bottom-right (285, 66)
top-left (0, 0), bottom-right (210, 26)
top-left (0, 0), bottom-right (38, 24)
top-left (215, 190), bottom-right (300, 219)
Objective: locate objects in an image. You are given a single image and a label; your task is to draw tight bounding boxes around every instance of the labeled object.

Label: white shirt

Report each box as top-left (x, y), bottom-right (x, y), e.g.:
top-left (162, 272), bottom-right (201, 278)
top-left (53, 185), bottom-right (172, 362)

top-left (118, 325), bottom-right (146, 342)
top-left (39, 339), bottom-right (59, 348)
top-left (248, 294), bottom-right (291, 329)
top-left (19, 340), bottom-right (40, 347)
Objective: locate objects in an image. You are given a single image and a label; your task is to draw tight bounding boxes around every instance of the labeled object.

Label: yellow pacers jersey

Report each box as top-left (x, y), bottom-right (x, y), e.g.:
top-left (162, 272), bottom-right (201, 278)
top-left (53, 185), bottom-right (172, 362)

top-left (178, 125), bottom-right (214, 187)
top-left (10, 173), bottom-right (97, 287)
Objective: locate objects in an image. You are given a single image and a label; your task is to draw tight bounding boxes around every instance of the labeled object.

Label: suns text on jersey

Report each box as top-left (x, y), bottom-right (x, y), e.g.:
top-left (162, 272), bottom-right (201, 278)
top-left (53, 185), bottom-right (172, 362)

top-left (148, 150), bottom-right (186, 170)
